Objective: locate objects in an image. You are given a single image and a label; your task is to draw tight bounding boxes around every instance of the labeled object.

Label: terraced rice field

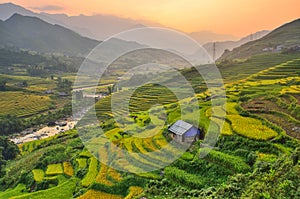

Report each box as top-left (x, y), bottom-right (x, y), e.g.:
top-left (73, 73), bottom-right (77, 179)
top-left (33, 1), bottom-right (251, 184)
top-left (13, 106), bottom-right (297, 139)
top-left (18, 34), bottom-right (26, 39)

top-left (32, 169), bottom-right (45, 182)
top-left (0, 91), bottom-right (52, 117)
top-left (94, 83), bottom-right (190, 122)
top-left (77, 190), bottom-right (123, 199)
top-left (226, 58), bottom-right (300, 140)
top-left (63, 162), bottom-right (74, 176)
top-left (220, 53), bottom-right (300, 83)
top-left (76, 158), bottom-right (87, 168)
top-left (227, 115), bottom-right (278, 140)
top-left (45, 163), bottom-right (64, 175)
top-left (124, 186), bottom-right (143, 199)
top-left (0, 74), bottom-right (56, 93)
top-left (81, 157), bottom-right (99, 187)
top-left (10, 178), bottom-right (78, 199)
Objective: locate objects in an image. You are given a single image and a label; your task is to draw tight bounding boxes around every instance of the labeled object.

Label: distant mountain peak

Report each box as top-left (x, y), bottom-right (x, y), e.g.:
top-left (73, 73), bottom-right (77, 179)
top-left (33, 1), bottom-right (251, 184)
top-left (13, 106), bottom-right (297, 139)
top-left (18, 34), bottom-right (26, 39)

top-left (1, 2), bottom-right (20, 7)
top-left (0, 13), bottom-right (99, 55)
top-left (189, 31), bottom-right (239, 44)
top-left (6, 13), bottom-right (50, 25)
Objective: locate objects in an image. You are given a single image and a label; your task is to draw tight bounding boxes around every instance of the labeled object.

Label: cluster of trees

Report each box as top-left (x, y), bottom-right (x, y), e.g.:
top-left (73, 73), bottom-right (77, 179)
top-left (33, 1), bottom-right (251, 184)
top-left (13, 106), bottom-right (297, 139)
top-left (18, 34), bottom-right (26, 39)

top-left (0, 48), bottom-right (83, 76)
top-left (0, 137), bottom-right (19, 177)
top-left (57, 77), bottom-right (72, 92)
top-left (107, 83), bottom-right (121, 95)
top-left (0, 48), bottom-right (45, 66)
top-left (0, 115), bottom-right (24, 136)
top-left (27, 65), bottom-right (48, 76)
top-left (209, 148), bottom-right (300, 198)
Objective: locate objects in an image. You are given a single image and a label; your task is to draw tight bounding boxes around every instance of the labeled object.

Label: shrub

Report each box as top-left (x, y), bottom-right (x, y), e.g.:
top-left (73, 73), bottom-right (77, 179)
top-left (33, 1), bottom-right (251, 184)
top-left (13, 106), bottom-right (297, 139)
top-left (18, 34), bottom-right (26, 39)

top-left (164, 167), bottom-right (206, 189)
top-left (204, 149), bottom-right (251, 173)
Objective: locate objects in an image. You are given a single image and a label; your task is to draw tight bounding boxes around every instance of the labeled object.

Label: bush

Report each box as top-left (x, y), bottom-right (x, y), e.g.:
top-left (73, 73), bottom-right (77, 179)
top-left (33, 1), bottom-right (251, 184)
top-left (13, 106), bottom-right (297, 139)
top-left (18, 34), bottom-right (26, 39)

top-left (204, 149), bottom-right (251, 173)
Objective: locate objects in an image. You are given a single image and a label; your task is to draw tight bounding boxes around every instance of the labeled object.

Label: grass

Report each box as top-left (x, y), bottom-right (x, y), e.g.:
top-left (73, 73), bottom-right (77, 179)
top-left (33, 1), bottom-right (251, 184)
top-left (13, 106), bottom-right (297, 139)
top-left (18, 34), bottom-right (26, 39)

top-left (32, 169), bottom-right (45, 182)
top-left (0, 184), bottom-right (26, 199)
top-left (45, 163), bottom-right (63, 175)
top-left (0, 91), bottom-right (52, 117)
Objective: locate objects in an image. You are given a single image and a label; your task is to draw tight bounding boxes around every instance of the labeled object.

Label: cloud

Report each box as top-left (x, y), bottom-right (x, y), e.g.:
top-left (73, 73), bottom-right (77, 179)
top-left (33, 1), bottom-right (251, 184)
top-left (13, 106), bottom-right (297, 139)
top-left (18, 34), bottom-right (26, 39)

top-left (30, 5), bottom-right (65, 12)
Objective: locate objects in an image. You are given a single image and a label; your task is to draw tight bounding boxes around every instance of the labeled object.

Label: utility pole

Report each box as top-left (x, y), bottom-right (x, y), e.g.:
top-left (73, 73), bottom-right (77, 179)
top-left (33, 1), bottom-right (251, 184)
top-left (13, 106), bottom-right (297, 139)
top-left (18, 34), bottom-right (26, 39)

top-left (213, 42), bottom-right (216, 61)
top-left (250, 33), bottom-right (253, 41)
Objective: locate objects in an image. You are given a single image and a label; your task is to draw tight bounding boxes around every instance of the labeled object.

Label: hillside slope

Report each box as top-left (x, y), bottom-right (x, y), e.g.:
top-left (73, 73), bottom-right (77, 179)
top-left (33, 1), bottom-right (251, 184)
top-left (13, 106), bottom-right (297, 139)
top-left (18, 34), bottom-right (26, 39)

top-left (219, 18), bottom-right (300, 60)
top-left (203, 30), bottom-right (269, 60)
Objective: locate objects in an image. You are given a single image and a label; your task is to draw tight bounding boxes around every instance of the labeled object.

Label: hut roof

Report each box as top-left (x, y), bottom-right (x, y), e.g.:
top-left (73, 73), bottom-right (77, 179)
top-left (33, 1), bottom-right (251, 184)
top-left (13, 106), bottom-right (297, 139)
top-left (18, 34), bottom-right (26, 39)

top-left (168, 120), bottom-right (193, 135)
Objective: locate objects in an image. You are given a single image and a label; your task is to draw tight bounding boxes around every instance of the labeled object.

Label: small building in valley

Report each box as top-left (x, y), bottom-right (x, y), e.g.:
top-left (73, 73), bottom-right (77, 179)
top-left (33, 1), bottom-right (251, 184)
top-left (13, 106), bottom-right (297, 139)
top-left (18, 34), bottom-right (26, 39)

top-left (58, 92), bottom-right (69, 97)
top-left (168, 120), bottom-right (202, 143)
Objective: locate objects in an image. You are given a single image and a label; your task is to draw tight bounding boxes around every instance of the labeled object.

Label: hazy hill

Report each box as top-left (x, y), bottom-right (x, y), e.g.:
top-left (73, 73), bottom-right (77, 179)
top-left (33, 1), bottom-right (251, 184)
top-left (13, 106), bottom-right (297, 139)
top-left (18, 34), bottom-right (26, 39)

top-left (0, 2), bottom-right (37, 20)
top-left (203, 30), bottom-right (270, 59)
top-left (40, 13), bottom-right (165, 40)
top-left (189, 31), bottom-right (238, 44)
top-left (219, 18), bottom-right (300, 60)
top-left (0, 3), bottom-right (244, 44)
top-left (0, 3), bottom-right (161, 40)
top-left (0, 14), bottom-right (99, 56)
top-left (0, 3), bottom-right (65, 26)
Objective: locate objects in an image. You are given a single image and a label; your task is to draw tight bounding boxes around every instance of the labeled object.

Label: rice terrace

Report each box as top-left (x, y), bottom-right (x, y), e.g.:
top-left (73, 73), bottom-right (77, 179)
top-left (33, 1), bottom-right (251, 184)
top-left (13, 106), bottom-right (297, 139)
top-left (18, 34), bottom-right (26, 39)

top-left (0, 1), bottom-right (300, 199)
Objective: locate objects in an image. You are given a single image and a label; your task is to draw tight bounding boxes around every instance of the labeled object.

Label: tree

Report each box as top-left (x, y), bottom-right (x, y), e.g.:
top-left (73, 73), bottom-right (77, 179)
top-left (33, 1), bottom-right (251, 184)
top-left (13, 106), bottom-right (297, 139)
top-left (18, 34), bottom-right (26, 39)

top-left (0, 80), bottom-right (7, 91)
top-left (0, 115), bottom-right (24, 136)
top-left (107, 86), bottom-right (113, 95)
top-left (0, 137), bottom-right (19, 177)
top-left (22, 80), bottom-right (28, 87)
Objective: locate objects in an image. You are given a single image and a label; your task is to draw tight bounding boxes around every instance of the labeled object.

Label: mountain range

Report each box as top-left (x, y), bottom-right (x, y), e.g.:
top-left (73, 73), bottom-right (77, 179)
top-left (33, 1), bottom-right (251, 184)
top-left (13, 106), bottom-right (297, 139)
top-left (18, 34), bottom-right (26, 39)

top-left (0, 2), bottom-right (239, 43)
top-left (1, 2), bottom-right (299, 62)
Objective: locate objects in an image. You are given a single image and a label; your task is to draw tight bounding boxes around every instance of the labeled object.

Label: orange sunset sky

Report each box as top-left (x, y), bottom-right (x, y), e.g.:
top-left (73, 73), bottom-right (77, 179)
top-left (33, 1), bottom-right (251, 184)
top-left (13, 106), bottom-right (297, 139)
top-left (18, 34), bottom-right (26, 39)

top-left (1, 0), bottom-right (300, 37)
